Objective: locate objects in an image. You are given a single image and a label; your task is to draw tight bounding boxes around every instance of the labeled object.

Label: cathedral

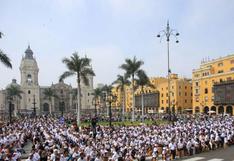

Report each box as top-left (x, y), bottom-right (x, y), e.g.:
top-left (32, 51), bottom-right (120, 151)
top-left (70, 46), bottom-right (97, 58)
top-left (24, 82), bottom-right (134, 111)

top-left (0, 46), bottom-right (94, 118)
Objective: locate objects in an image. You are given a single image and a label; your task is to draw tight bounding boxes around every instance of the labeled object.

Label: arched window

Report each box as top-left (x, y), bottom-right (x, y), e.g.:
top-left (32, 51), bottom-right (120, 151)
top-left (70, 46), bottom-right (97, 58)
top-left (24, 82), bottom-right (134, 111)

top-left (27, 74), bottom-right (32, 83)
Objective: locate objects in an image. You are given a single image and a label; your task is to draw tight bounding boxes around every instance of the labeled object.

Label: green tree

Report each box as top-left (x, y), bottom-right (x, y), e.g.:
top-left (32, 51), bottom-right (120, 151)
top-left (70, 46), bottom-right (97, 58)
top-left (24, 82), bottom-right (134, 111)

top-left (59, 53), bottom-right (95, 125)
top-left (135, 70), bottom-right (154, 121)
top-left (6, 84), bottom-right (23, 122)
top-left (43, 88), bottom-right (58, 115)
top-left (0, 33), bottom-right (12, 68)
top-left (120, 56), bottom-right (144, 121)
top-left (112, 74), bottom-right (130, 121)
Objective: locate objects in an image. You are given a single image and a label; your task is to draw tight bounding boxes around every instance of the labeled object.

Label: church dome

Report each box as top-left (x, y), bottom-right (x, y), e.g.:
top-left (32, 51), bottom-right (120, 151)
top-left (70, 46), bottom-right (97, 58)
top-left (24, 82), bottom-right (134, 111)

top-left (25, 45), bottom-right (34, 59)
top-left (6, 79), bottom-right (20, 89)
top-left (20, 45), bottom-right (39, 71)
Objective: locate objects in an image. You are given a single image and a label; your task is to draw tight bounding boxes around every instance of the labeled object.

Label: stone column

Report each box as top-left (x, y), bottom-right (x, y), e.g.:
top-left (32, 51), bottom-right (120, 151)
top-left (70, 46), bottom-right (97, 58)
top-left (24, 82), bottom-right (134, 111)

top-left (224, 106), bottom-right (227, 114)
top-left (52, 97), bottom-right (55, 113)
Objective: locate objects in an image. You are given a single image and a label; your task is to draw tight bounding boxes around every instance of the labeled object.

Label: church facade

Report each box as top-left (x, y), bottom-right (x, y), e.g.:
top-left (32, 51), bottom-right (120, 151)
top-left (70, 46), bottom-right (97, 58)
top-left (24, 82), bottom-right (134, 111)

top-left (0, 46), bottom-right (94, 118)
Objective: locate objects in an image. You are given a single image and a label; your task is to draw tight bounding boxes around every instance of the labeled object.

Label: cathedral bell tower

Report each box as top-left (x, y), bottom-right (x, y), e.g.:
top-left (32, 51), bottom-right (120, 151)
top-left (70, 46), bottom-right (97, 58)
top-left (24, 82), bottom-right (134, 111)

top-left (19, 45), bottom-right (40, 112)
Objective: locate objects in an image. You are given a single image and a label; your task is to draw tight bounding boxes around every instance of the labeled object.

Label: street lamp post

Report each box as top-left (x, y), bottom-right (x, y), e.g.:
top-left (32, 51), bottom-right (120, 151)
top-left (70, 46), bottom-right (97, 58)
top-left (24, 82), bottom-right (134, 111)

top-left (108, 98), bottom-right (112, 127)
top-left (32, 95), bottom-right (36, 117)
top-left (157, 21), bottom-right (179, 122)
top-left (104, 93), bottom-right (117, 127)
top-left (92, 98), bottom-right (97, 118)
top-left (8, 98), bottom-right (12, 123)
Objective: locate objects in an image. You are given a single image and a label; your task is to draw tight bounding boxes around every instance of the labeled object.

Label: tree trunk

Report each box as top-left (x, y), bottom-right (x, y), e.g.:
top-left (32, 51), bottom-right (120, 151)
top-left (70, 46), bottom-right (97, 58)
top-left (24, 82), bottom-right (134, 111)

top-left (122, 88), bottom-right (125, 121)
top-left (132, 75), bottom-right (135, 121)
top-left (9, 101), bottom-right (12, 123)
top-left (77, 75), bottom-right (81, 126)
top-left (141, 86), bottom-right (144, 122)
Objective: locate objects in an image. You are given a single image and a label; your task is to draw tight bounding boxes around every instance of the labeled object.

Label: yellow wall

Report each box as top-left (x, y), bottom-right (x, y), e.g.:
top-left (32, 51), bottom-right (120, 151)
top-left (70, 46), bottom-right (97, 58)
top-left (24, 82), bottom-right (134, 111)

top-left (113, 74), bottom-right (193, 113)
top-left (192, 54), bottom-right (234, 114)
top-left (154, 74), bottom-right (192, 113)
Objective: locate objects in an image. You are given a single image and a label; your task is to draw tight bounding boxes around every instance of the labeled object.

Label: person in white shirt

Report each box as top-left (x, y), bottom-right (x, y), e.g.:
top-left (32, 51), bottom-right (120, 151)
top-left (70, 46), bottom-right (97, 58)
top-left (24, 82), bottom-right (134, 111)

top-left (32, 150), bottom-right (40, 161)
top-left (169, 141), bottom-right (176, 159)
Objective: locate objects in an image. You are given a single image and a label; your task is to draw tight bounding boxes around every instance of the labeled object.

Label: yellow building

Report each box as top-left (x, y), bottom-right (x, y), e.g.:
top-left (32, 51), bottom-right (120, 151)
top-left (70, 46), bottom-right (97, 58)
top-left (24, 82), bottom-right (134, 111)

top-left (113, 74), bottom-right (193, 113)
top-left (192, 54), bottom-right (234, 115)
top-left (112, 85), bottom-right (132, 112)
top-left (152, 74), bottom-right (193, 113)
top-left (111, 87), bottom-right (123, 110)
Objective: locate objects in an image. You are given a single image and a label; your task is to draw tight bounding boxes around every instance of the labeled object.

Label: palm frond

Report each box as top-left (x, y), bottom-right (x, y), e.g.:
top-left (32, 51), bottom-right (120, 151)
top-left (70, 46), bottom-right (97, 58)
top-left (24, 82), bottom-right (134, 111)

top-left (0, 50), bottom-right (12, 68)
top-left (81, 67), bottom-right (95, 76)
top-left (43, 88), bottom-right (59, 100)
top-left (6, 85), bottom-right (23, 99)
top-left (102, 84), bottom-right (113, 94)
top-left (81, 75), bottom-right (89, 86)
top-left (120, 56), bottom-right (144, 78)
top-left (135, 69), bottom-right (154, 91)
top-left (92, 87), bottom-right (102, 99)
top-left (59, 71), bottom-right (75, 82)
top-left (81, 57), bottom-right (91, 68)
top-left (0, 32), bottom-right (3, 38)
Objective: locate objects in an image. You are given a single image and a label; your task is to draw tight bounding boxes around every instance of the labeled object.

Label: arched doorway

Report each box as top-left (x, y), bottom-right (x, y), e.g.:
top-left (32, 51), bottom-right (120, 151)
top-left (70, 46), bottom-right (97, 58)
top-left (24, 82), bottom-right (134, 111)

top-left (218, 106), bottom-right (224, 114)
top-left (43, 103), bottom-right (49, 113)
top-left (203, 106), bottom-right (209, 114)
top-left (211, 106), bottom-right (216, 114)
top-left (226, 106), bottom-right (233, 116)
top-left (195, 106), bottom-right (200, 113)
top-left (59, 102), bottom-right (65, 115)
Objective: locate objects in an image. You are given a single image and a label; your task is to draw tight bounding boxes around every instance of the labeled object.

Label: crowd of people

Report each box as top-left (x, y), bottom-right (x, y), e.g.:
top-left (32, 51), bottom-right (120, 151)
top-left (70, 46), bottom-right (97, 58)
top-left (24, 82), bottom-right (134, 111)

top-left (0, 114), bottom-right (233, 161)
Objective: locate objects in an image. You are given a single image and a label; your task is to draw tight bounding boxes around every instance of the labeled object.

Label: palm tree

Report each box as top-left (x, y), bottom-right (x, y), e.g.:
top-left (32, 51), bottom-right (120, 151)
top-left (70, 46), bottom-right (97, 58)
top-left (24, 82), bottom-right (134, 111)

top-left (112, 74), bottom-right (130, 121)
top-left (59, 53), bottom-right (95, 125)
top-left (43, 88), bottom-right (58, 115)
top-left (0, 32), bottom-right (12, 68)
top-left (92, 87), bottom-right (102, 117)
top-left (135, 70), bottom-right (154, 121)
top-left (6, 84), bottom-right (23, 123)
top-left (120, 56), bottom-right (144, 121)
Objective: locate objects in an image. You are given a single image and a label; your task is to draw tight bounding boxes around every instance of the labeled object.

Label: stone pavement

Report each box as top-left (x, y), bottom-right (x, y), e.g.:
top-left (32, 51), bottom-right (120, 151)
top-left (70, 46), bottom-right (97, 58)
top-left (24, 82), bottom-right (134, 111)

top-left (21, 139), bottom-right (33, 160)
top-left (178, 146), bottom-right (234, 161)
top-left (145, 146), bottom-right (234, 161)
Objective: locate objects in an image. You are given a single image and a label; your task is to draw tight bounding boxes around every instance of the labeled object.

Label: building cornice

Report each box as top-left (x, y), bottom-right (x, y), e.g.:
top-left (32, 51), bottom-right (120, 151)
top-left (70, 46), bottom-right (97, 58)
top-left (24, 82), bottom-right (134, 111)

top-left (200, 54), bottom-right (234, 67)
top-left (193, 71), bottom-right (234, 81)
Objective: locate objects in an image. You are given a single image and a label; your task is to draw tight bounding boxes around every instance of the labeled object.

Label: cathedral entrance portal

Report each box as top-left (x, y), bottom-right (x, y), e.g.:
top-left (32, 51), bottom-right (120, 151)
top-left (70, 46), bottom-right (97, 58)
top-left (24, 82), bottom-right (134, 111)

top-left (43, 103), bottom-right (49, 113)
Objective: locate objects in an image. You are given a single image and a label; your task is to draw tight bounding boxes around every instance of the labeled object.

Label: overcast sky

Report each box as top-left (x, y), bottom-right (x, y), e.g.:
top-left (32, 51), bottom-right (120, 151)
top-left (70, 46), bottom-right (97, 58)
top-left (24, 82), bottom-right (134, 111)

top-left (0, 0), bottom-right (234, 89)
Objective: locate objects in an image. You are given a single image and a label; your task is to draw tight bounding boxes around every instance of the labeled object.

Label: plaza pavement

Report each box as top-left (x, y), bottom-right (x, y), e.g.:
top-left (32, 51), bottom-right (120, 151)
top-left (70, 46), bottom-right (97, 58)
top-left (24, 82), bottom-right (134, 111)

top-left (178, 146), bottom-right (234, 161)
top-left (21, 140), bottom-right (33, 160)
top-left (145, 146), bottom-right (234, 161)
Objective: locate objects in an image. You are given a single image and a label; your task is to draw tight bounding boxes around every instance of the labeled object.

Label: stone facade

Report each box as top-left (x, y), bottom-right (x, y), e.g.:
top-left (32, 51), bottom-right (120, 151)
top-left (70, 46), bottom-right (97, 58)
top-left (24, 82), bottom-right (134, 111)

top-left (0, 46), bottom-right (94, 118)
